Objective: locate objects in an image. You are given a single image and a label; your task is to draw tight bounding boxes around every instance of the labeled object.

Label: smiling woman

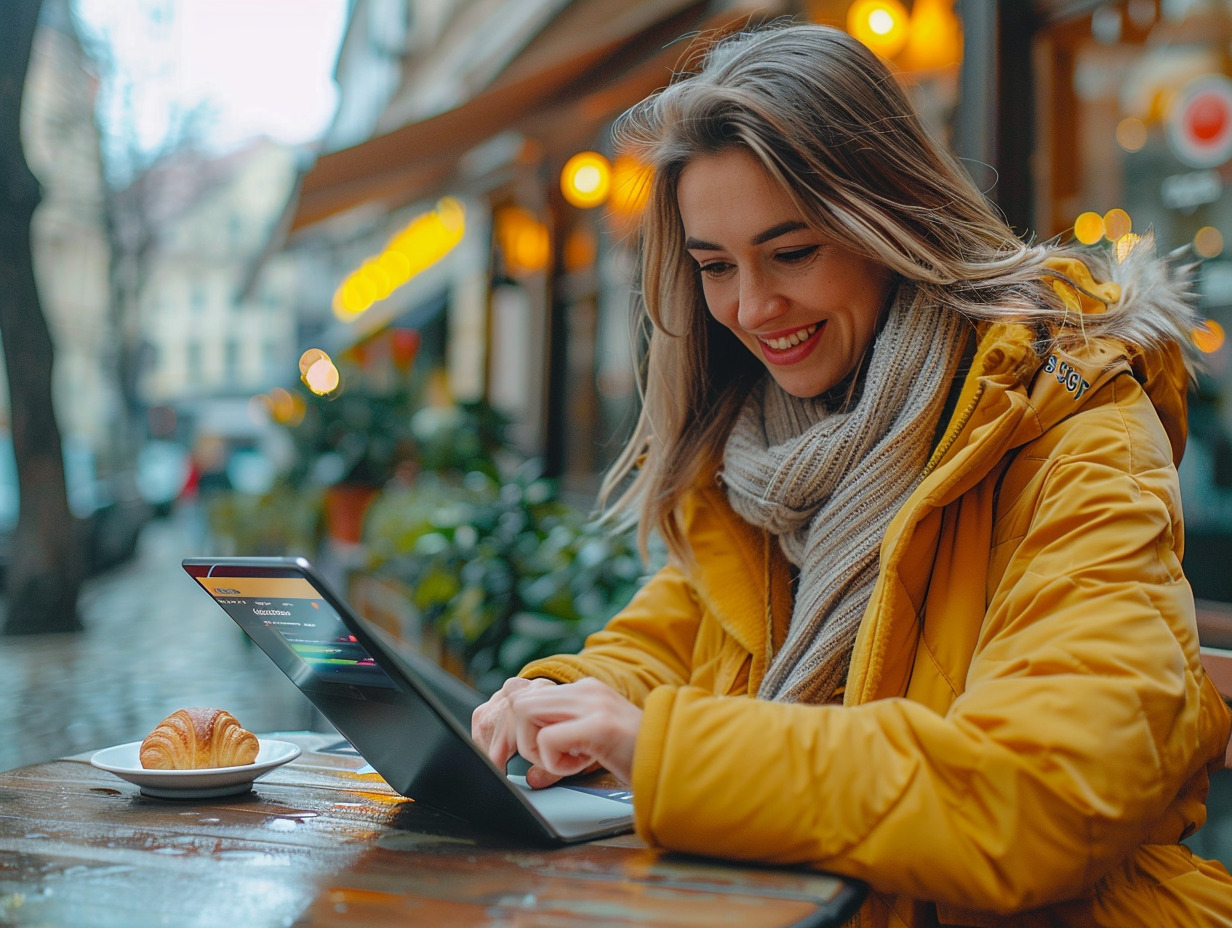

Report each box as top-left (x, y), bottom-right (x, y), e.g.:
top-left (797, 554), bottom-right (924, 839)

top-left (470, 20), bottom-right (1232, 928)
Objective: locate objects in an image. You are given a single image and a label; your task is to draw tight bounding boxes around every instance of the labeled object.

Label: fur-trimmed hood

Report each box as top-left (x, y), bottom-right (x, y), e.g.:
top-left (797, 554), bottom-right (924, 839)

top-left (1039, 234), bottom-right (1201, 466)
top-left (1044, 232), bottom-right (1203, 375)
top-left (930, 235), bottom-right (1202, 473)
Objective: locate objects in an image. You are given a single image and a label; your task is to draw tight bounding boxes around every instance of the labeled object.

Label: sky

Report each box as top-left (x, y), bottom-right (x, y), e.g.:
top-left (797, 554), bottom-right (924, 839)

top-left (74, 0), bottom-right (349, 172)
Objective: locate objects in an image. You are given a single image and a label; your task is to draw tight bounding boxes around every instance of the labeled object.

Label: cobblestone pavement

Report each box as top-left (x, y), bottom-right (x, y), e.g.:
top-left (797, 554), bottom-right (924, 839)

top-left (1, 509), bottom-right (1229, 871)
top-left (0, 510), bottom-right (319, 771)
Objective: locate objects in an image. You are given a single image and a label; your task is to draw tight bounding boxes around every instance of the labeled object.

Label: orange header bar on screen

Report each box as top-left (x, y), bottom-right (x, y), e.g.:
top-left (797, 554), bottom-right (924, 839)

top-left (194, 577), bottom-right (321, 599)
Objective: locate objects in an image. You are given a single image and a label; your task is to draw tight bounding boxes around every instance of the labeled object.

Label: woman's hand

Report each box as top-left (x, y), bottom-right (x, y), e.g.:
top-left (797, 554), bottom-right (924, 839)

top-left (472, 676), bottom-right (559, 782)
top-left (506, 677), bottom-right (642, 786)
top-left (472, 677), bottom-right (642, 787)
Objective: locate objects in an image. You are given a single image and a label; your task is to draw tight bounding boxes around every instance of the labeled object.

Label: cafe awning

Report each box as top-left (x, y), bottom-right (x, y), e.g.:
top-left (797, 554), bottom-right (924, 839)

top-left (286, 0), bottom-right (768, 234)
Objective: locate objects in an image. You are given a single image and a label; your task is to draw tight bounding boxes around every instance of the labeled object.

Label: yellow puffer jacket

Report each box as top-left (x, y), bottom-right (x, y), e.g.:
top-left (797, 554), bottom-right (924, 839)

top-left (523, 254), bottom-right (1232, 926)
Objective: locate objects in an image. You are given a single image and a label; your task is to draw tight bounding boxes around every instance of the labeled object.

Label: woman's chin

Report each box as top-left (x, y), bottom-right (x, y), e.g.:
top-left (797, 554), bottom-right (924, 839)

top-left (766, 372), bottom-right (842, 400)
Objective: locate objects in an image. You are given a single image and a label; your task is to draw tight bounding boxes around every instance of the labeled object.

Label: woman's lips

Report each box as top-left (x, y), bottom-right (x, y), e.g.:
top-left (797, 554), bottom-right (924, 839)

top-left (758, 321), bottom-right (823, 365)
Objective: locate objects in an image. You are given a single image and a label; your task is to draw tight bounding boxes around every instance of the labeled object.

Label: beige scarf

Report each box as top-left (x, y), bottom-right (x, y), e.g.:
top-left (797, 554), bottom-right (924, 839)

top-left (721, 283), bottom-right (967, 703)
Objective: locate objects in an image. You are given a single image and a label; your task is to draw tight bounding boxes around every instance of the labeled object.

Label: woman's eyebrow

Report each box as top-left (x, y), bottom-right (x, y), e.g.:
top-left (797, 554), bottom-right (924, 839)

top-left (752, 220), bottom-right (808, 245)
top-left (684, 220), bottom-right (810, 252)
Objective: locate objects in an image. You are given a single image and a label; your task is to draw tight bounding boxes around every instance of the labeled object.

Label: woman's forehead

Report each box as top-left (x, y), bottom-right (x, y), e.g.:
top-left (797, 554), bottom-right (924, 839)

top-left (677, 150), bottom-right (815, 240)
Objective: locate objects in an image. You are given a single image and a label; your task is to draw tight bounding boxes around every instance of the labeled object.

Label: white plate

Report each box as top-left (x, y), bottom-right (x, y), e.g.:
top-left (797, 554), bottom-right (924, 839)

top-left (89, 739), bottom-right (301, 799)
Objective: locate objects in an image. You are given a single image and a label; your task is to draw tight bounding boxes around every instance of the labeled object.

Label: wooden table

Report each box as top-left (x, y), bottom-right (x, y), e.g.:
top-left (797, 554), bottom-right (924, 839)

top-left (0, 733), bottom-right (864, 927)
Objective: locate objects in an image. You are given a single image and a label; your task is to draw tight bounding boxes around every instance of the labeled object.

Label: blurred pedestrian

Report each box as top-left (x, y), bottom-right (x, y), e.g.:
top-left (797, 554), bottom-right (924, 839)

top-left (183, 435), bottom-right (231, 548)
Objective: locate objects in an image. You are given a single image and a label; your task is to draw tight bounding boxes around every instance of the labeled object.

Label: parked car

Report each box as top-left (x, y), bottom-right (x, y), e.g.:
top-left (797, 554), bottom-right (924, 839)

top-left (0, 436), bottom-right (152, 587)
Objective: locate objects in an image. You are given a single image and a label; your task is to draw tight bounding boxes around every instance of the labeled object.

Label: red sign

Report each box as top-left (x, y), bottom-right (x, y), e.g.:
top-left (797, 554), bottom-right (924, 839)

top-left (1168, 74), bottom-right (1232, 169)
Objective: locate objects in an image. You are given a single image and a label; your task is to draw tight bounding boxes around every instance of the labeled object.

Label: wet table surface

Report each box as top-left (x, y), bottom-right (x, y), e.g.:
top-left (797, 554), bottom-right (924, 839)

top-left (0, 732), bottom-right (863, 927)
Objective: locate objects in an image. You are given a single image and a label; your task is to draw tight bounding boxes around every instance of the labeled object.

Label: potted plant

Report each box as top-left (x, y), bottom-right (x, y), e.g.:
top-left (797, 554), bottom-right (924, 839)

top-left (283, 328), bottom-right (424, 544)
top-left (359, 461), bottom-right (644, 692)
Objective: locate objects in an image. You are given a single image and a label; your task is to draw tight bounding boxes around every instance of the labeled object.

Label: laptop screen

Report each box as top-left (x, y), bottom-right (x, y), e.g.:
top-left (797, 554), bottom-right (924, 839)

top-left (188, 573), bottom-right (396, 690)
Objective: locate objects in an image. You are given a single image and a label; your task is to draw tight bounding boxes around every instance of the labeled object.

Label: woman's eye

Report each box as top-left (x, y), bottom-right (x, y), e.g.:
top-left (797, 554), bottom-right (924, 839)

top-left (698, 261), bottom-right (734, 279)
top-left (777, 245), bottom-right (820, 265)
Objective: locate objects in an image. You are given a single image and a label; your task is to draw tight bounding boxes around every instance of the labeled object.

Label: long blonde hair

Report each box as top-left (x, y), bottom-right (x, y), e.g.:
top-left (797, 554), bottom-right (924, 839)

top-left (600, 23), bottom-right (1110, 560)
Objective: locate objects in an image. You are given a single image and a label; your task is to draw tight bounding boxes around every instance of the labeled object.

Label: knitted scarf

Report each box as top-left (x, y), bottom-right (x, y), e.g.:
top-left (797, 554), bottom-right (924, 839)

top-left (721, 283), bottom-right (967, 703)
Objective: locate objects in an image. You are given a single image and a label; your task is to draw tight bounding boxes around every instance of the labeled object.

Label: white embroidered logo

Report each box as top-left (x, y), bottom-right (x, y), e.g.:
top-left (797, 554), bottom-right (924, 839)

top-left (1043, 355), bottom-right (1091, 400)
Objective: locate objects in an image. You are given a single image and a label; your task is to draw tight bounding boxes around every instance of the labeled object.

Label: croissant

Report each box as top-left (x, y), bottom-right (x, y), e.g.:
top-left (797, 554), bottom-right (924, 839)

top-left (139, 708), bottom-right (259, 770)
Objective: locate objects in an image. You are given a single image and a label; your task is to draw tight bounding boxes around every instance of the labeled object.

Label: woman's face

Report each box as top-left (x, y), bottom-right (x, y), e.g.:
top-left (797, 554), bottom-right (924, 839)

top-left (677, 148), bottom-right (895, 399)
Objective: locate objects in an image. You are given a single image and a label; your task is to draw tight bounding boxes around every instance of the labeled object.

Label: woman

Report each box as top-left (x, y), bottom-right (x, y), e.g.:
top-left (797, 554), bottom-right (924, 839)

top-left (472, 23), bottom-right (1232, 926)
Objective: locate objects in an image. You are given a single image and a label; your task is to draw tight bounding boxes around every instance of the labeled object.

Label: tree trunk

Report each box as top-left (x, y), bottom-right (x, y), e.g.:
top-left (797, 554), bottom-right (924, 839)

top-left (0, 0), bottom-right (86, 634)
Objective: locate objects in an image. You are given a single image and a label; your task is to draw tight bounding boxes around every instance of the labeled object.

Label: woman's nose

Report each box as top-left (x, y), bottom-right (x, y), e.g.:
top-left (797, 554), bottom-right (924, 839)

top-left (737, 272), bottom-right (788, 331)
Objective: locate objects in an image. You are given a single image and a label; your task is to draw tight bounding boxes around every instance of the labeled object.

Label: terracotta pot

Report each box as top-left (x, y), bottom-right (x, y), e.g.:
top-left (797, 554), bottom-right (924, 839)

top-left (323, 484), bottom-right (380, 545)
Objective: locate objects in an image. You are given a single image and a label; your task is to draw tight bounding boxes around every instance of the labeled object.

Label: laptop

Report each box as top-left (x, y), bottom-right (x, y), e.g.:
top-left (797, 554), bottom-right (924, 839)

top-left (181, 556), bottom-right (634, 845)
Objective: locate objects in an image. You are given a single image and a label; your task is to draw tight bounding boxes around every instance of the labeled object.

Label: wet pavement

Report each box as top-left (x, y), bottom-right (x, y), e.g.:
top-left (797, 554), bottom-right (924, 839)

top-left (0, 509), bottom-right (319, 771)
top-left (0, 508), bottom-right (1229, 871)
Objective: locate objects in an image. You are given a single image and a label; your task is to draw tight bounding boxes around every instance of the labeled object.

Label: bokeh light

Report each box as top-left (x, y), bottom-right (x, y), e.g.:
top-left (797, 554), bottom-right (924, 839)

top-left (1116, 116), bottom-right (1148, 152)
top-left (847, 0), bottom-right (910, 58)
top-left (1074, 211), bottom-right (1105, 245)
top-left (899, 0), bottom-right (963, 72)
top-left (331, 197), bottom-right (466, 321)
top-left (298, 347), bottom-right (329, 377)
top-left (267, 387), bottom-right (295, 421)
top-left (495, 206), bottom-right (551, 275)
top-left (560, 151), bottom-right (612, 209)
top-left (1194, 225), bottom-right (1224, 258)
top-left (304, 357), bottom-right (341, 395)
top-left (1194, 319), bottom-right (1226, 354)
top-left (252, 387), bottom-right (306, 426)
top-left (1103, 208), bottom-right (1133, 240)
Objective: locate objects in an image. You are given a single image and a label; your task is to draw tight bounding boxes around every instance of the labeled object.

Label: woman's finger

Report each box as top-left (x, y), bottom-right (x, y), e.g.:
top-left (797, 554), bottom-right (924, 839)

top-left (533, 718), bottom-right (601, 777)
top-left (524, 764), bottom-right (567, 789)
top-left (503, 678), bottom-right (642, 785)
top-left (512, 702), bottom-right (546, 770)
top-left (472, 677), bottom-right (556, 770)
top-left (487, 696), bottom-right (521, 770)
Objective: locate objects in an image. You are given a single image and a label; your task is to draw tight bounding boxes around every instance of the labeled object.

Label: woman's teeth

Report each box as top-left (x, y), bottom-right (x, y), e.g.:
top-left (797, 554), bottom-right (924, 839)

top-left (763, 324), bottom-right (818, 350)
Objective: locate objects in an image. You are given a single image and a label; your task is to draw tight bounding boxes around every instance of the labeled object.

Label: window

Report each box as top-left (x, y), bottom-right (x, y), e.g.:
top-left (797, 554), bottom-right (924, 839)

top-left (225, 339), bottom-right (241, 382)
top-left (186, 340), bottom-right (203, 384)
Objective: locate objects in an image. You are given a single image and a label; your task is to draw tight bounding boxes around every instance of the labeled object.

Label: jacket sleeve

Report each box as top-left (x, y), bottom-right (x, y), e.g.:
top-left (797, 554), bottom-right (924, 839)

top-left (630, 396), bottom-right (1225, 913)
top-left (519, 563), bottom-right (702, 706)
